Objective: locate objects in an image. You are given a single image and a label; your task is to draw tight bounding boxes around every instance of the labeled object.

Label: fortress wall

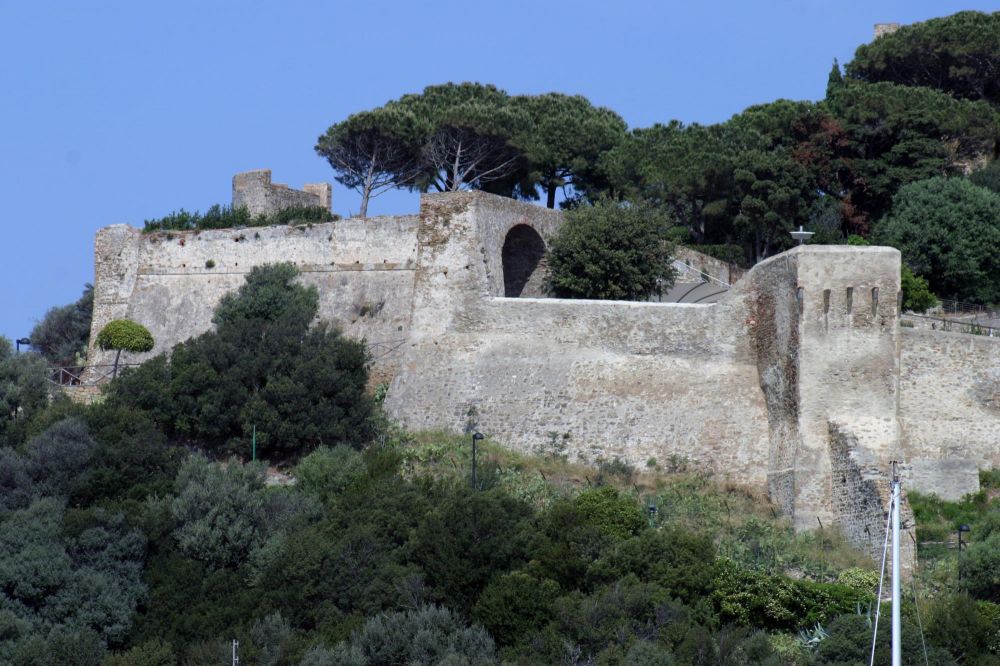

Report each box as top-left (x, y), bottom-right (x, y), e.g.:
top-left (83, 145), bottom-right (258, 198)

top-left (87, 216), bottom-right (419, 382)
top-left (87, 186), bottom-right (974, 568)
top-left (787, 246), bottom-right (907, 560)
top-left (391, 295), bottom-right (771, 481)
top-left (390, 191), bottom-right (769, 480)
top-left (899, 327), bottom-right (1000, 499)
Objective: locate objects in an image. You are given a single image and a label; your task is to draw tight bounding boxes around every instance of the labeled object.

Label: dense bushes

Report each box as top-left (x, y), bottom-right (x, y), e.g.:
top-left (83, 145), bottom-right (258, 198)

top-left (546, 199), bottom-right (677, 300)
top-left (106, 263), bottom-right (374, 459)
top-left (142, 204), bottom-right (335, 232)
top-left (875, 177), bottom-right (1000, 304)
top-left (28, 284), bottom-right (93, 366)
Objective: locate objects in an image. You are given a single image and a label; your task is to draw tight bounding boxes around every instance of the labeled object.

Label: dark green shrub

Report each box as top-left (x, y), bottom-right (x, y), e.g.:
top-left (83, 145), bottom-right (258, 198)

top-left (410, 487), bottom-right (533, 614)
top-left (587, 527), bottom-right (716, 603)
top-left (712, 559), bottom-right (868, 631)
top-left (573, 486), bottom-right (646, 541)
top-left (105, 264), bottom-right (374, 459)
top-left (547, 198), bottom-right (676, 300)
top-left (473, 572), bottom-right (560, 647)
top-left (329, 605), bottom-right (497, 666)
top-left (28, 284), bottom-right (93, 366)
top-left (142, 204), bottom-right (334, 233)
top-left (874, 177), bottom-right (1000, 303)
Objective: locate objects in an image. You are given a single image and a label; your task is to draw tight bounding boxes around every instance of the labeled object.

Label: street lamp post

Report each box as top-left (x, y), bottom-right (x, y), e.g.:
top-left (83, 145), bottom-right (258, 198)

top-left (790, 226), bottom-right (815, 246)
top-left (471, 432), bottom-right (484, 490)
top-left (15, 338), bottom-right (30, 354)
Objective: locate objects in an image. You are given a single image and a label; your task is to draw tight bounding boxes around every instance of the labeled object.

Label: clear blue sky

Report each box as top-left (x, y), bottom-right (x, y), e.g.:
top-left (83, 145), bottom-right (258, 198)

top-left (1, 0), bottom-right (996, 342)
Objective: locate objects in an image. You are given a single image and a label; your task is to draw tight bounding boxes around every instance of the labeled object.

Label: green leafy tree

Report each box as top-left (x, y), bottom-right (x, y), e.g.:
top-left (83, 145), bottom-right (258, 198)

top-left (571, 486), bottom-right (646, 541)
top-left (106, 263), bottom-right (374, 458)
top-left (473, 571), bottom-right (560, 647)
top-left (29, 284), bottom-right (93, 366)
top-left (823, 79), bottom-right (1000, 228)
top-left (170, 456), bottom-right (269, 569)
top-left (389, 82), bottom-right (528, 192)
top-left (96, 319), bottom-right (154, 378)
top-left (546, 199), bottom-right (676, 300)
top-left (600, 121), bottom-right (738, 244)
top-left (874, 177), bottom-right (1000, 303)
top-left (315, 108), bottom-right (422, 217)
top-left (410, 487), bottom-right (533, 614)
top-left (970, 159), bottom-right (1000, 194)
top-left (0, 337), bottom-right (49, 448)
top-left (900, 264), bottom-right (937, 312)
top-left (846, 11), bottom-right (1000, 108)
top-left (586, 528), bottom-right (715, 604)
top-left (961, 533), bottom-right (1000, 602)
top-left (511, 93), bottom-right (627, 207)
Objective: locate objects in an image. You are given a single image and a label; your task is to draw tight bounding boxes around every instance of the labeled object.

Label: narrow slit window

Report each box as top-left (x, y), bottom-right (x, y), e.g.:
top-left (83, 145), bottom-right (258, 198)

top-left (871, 287), bottom-right (879, 316)
top-left (823, 289), bottom-right (831, 314)
top-left (846, 287), bottom-right (853, 314)
top-left (796, 287), bottom-right (804, 314)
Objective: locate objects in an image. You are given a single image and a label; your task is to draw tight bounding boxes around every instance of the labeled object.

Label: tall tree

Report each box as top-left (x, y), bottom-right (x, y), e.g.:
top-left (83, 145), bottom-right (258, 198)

top-left (29, 284), bottom-right (94, 367)
top-left (822, 79), bottom-right (1000, 229)
top-left (847, 11), bottom-right (1000, 108)
top-left (315, 108), bottom-right (421, 218)
top-left (874, 176), bottom-right (1000, 303)
top-left (390, 83), bottom-right (528, 192)
top-left (511, 93), bottom-right (627, 208)
top-left (599, 121), bottom-right (739, 244)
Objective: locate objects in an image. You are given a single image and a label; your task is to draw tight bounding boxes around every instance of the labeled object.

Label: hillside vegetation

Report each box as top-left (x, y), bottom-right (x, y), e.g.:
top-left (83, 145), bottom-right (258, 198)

top-left (8, 9), bottom-right (1000, 665)
top-left (2, 262), bottom-right (999, 664)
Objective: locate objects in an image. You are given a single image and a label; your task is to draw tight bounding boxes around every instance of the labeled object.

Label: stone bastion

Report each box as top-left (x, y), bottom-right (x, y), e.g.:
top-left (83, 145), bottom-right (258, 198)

top-left (84, 188), bottom-right (1000, 565)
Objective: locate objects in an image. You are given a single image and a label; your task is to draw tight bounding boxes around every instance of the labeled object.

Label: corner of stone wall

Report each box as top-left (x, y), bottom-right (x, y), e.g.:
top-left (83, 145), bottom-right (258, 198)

top-left (743, 253), bottom-right (801, 518)
top-left (85, 225), bottom-right (143, 370)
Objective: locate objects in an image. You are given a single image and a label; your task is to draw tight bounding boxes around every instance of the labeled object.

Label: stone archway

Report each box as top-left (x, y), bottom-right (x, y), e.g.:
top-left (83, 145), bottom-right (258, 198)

top-left (502, 224), bottom-right (546, 297)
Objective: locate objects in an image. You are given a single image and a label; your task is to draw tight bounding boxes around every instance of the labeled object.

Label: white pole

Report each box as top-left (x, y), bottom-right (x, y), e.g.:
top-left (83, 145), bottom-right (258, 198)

top-left (891, 477), bottom-right (901, 666)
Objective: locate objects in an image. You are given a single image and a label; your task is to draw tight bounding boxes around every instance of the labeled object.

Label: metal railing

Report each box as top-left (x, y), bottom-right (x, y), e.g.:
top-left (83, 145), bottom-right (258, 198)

top-left (47, 364), bottom-right (140, 387)
top-left (670, 258), bottom-right (731, 289)
top-left (900, 313), bottom-right (1000, 337)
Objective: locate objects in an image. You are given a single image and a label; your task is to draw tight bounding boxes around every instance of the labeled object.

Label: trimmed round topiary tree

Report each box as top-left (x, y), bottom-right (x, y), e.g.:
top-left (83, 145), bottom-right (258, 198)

top-left (95, 319), bottom-right (154, 377)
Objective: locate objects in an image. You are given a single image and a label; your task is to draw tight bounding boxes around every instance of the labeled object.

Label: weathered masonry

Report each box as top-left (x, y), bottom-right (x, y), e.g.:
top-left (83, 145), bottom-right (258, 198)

top-left (86, 188), bottom-right (1000, 564)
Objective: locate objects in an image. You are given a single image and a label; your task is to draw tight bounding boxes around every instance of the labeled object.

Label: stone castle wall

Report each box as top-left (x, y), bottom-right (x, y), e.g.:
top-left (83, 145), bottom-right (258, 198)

top-left (900, 327), bottom-right (1000, 499)
top-left (232, 169), bottom-right (332, 217)
top-left (85, 188), bottom-right (1000, 568)
top-left (87, 214), bottom-right (418, 384)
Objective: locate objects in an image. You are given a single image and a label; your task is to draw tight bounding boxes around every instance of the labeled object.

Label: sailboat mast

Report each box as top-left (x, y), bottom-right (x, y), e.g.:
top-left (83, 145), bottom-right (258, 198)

top-left (891, 471), bottom-right (901, 666)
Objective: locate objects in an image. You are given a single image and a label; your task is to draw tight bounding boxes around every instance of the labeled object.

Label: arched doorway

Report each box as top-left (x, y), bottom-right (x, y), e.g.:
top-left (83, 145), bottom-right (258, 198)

top-left (502, 224), bottom-right (546, 297)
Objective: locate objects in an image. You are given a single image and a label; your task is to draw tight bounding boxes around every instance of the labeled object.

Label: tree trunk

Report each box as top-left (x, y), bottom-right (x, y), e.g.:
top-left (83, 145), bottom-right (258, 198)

top-left (546, 183), bottom-right (557, 209)
top-left (359, 187), bottom-right (370, 219)
top-left (113, 348), bottom-right (122, 379)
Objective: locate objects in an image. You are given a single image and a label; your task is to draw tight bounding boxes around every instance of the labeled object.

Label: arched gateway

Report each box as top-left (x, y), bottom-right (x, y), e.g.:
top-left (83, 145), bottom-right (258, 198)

top-left (501, 224), bottom-right (546, 297)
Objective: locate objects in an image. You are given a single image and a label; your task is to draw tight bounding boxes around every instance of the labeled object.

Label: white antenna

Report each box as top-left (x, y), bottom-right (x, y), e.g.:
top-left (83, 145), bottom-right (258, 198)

top-left (891, 464), bottom-right (901, 666)
top-left (232, 639), bottom-right (239, 666)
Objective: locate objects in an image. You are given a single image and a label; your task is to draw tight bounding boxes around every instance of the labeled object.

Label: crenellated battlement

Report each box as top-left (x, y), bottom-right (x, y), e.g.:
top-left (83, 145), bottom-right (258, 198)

top-left (231, 169), bottom-right (331, 217)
